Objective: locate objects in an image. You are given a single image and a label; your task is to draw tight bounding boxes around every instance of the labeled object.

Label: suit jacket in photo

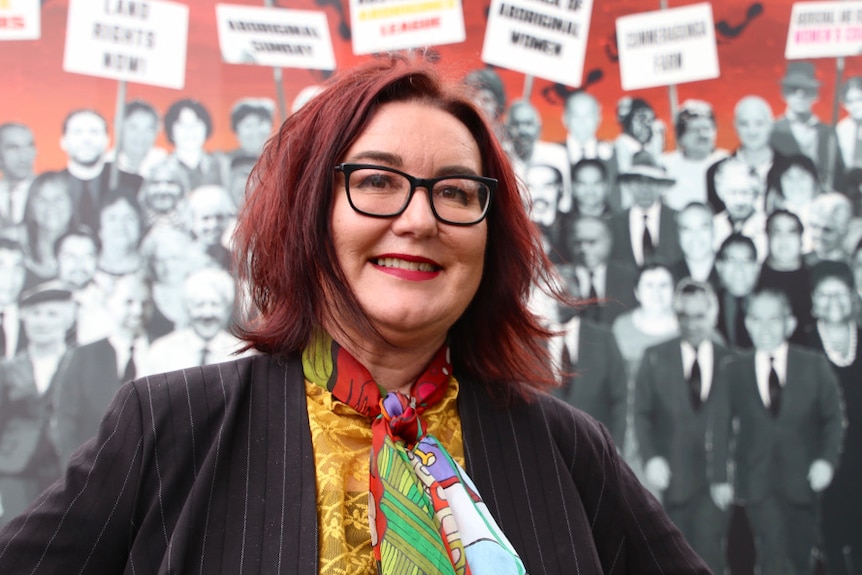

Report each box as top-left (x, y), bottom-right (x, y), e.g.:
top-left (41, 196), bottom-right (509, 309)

top-left (54, 338), bottom-right (127, 465)
top-left (0, 350), bottom-right (73, 476)
top-left (0, 354), bottom-right (710, 574)
top-left (609, 204), bottom-right (683, 269)
top-left (580, 260), bottom-right (639, 325)
top-left (634, 337), bottom-right (733, 505)
top-left (709, 345), bottom-right (845, 504)
top-left (716, 289), bottom-right (754, 350)
top-left (61, 165), bottom-right (143, 233)
top-left (551, 319), bottom-right (627, 446)
top-left (769, 117), bottom-right (845, 188)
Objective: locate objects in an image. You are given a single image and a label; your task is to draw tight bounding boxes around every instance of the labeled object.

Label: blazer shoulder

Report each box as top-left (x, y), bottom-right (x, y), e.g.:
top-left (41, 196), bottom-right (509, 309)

top-left (132, 353), bottom-right (290, 409)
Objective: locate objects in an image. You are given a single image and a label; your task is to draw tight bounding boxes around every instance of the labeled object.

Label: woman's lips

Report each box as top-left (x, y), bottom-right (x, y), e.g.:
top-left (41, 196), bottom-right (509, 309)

top-left (372, 256), bottom-right (442, 280)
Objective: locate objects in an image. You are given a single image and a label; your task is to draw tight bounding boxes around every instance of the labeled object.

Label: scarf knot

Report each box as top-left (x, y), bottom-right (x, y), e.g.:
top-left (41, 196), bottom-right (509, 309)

top-left (379, 392), bottom-right (423, 447)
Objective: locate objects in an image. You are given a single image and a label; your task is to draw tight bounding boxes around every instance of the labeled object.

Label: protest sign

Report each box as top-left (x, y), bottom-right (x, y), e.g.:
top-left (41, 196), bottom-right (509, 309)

top-left (216, 4), bottom-right (336, 70)
top-left (482, 0), bottom-right (593, 87)
top-left (348, 0), bottom-right (465, 55)
top-left (616, 2), bottom-right (719, 91)
top-left (63, 0), bottom-right (189, 90)
top-left (0, 0), bottom-right (39, 41)
top-left (785, 1), bottom-right (862, 59)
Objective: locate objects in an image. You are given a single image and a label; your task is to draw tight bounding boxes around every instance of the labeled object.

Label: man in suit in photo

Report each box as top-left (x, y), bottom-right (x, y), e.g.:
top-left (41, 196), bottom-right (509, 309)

top-left (770, 61), bottom-right (845, 189)
top-left (560, 91), bottom-right (621, 212)
top-left (54, 273), bottom-right (154, 465)
top-left (712, 158), bottom-right (768, 262)
top-left (0, 237), bottom-right (28, 360)
top-left (524, 163), bottom-right (567, 263)
top-left (550, 264), bottom-right (628, 447)
top-left (709, 288), bottom-right (846, 575)
top-left (0, 123), bottom-right (36, 236)
top-left (0, 283), bottom-right (76, 528)
top-left (714, 234), bottom-right (761, 350)
top-left (142, 267), bottom-right (253, 375)
top-left (634, 279), bottom-right (733, 574)
top-left (505, 100), bottom-right (571, 213)
top-left (670, 202), bottom-right (720, 288)
top-left (567, 215), bottom-right (638, 325)
top-left (609, 151), bottom-right (683, 269)
top-left (59, 109), bottom-right (143, 233)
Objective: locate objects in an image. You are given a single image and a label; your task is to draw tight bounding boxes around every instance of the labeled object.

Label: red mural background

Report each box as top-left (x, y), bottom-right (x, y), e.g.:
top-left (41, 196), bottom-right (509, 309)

top-left (3, 0), bottom-right (862, 173)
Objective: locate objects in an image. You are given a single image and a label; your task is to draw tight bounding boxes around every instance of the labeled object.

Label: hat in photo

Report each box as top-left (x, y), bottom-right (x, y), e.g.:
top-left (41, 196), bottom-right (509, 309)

top-left (781, 61), bottom-right (820, 90)
top-left (619, 151), bottom-right (675, 185)
top-left (19, 280), bottom-right (73, 308)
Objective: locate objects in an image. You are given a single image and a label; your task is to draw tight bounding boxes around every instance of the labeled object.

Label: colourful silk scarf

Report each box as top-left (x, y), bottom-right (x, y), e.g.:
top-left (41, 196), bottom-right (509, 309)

top-left (302, 332), bottom-right (526, 575)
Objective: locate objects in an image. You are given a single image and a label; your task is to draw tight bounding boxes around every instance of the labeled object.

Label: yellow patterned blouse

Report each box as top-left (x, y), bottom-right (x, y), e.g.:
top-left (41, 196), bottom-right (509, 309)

top-left (304, 377), bottom-right (465, 575)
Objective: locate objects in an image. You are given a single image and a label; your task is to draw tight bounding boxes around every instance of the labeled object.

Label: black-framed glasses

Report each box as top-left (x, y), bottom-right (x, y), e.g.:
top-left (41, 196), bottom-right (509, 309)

top-left (334, 163), bottom-right (495, 226)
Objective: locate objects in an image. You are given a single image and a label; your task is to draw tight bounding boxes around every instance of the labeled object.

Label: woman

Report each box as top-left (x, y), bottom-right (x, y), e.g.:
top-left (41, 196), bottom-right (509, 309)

top-left (94, 193), bottom-right (145, 290)
top-left (611, 263), bottom-right (680, 499)
top-left (612, 263), bottom-right (680, 380)
top-left (766, 154), bottom-right (822, 250)
top-left (164, 98), bottom-right (224, 190)
top-left (805, 263), bottom-right (862, 575)
top-left (0, 56), bottom-right (707, 574)
top-left (22, 171), bottom-right (75, 284)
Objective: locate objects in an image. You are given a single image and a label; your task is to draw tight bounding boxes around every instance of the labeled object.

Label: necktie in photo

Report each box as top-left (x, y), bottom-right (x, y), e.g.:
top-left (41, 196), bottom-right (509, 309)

top-left (123, 343), bottom-right (136, 381)
top-left (733, 296), bottom-right (747, 347)
top-left (642, 213), bottom-right (654, 262)
top-left (587, 270), bottom-right (598, 301)
top-left (199, 344), bottom-right (210, 367)
top-left (854, 122), bottom-right (862, 167)
top-left (0, 311), bottom-right (6, 359)
top-left (583, 270), bottom-right (600, 321)
top-left (560, 340), bottom-right (573, 382)
top-left (768, 356), bottom-right (782, 417)
top-left (688, 354), bottom-right (702, 410)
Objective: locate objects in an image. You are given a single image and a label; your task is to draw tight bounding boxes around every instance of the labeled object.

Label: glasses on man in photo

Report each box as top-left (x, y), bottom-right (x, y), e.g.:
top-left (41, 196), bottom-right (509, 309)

top-left (335, 163), bottom-right (495, 226)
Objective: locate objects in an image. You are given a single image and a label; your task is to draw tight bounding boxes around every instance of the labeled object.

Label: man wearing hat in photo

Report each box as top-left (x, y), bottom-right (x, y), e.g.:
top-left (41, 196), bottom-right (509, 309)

top-left (770, 61), bottom-right (846, 189)
top-left (0, 281), bottom-right (76, 528)
top-left (609, 150), bottom-right (683, 269)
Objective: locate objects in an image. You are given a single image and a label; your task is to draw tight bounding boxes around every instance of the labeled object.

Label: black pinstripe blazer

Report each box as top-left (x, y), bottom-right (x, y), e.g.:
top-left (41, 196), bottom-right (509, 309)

top-left (0, 354), bottom-right (710, 574)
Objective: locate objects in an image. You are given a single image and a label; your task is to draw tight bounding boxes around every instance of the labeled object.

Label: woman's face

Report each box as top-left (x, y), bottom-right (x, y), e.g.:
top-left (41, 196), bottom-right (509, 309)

top-left (780, 165), bottom-right (817, 205)
top-left (812, 277), bottom-right (854, 324)
top-left (171, 107), bottom-right (207, 151)
top-left (100, 199), bottom-right (141, 249)
top-left (634, 267), bottom-right (674, 313)
top-left (31, 181), bottom-right (72, 233)
top-left (330, 100), bottom-right (488, 346)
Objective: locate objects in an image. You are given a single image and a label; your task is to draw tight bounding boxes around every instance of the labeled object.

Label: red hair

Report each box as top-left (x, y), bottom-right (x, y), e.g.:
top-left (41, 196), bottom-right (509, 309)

top-left (233, 54), bottom-right (559, 402)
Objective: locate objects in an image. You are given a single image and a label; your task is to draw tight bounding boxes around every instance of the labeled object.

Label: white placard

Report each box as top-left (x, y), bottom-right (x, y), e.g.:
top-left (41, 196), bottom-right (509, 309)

top-left (0, 0), bottom-right (40, 41)
top-left (785, 1), bottom-right (862, 59)
top-left (616, 2), bottom-right (719, 91)
top-left (348, 0), bottom-right (465, 55)
top-left (63, 0), bottom-right (189, 90)
top-left (215, 4), bottom-right (336, 70)
top-left (482, 0), bottom-right (594, 87)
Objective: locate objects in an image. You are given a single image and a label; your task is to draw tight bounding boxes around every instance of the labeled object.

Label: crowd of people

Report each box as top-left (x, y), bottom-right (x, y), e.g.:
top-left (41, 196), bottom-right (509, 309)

top-left (483, 59), bottom-right (860, 575)
top-left (0, 53), bottom-right (860, 574)
top-left (0, 97), bottom-right (274, 525)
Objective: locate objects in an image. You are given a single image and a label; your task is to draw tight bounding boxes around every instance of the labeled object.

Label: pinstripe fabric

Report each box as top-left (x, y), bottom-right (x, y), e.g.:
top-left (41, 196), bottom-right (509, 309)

top-left (0, 354), bottom-right (709, 574)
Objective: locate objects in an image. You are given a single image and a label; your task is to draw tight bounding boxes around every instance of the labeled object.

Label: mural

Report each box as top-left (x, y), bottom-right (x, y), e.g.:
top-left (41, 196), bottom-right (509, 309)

top-left (1, 1), bottom-right (861, 574)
